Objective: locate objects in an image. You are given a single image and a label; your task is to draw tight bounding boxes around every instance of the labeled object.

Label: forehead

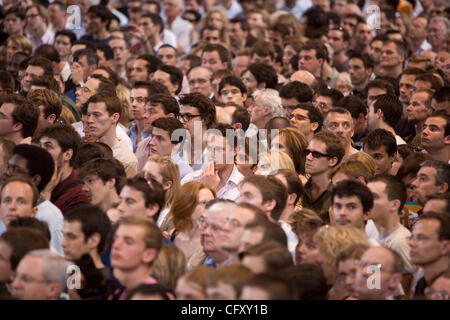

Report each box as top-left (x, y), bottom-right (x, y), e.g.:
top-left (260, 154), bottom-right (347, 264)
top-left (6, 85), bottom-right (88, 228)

top-left (328, 30), bottom-right (343, 37)
top-left (292, 108), bottom-right (309, 117)
top-left (309, 138), bottom-right (327, 151)
top-left (134, 59), bottom-right (148, 67)
top-left (327, 112), bottom-right (351, 122)
top-left (158, 47), bottom-right (176, 55)
top-left (189, 68), bottom-right (209, 78)
top-left (418, 165), bottom-right (437, 177)
top-left (425, 116), bottom-right (446, 128)
top-left (367, 181), bottom-right (387, 195)
top-left (26, 65), bottom-right (44, 75)
top-left (300, 49), bottom-right (316, 56)
top-left (413, 218), bottom-right (439, 234)
top-left (152, 126), bottom-right (169, 137)
top-left (116, 224), bottom-right (145, 240)
top-left (411, 91), bottom-right (428, 101)
top-left (86, 78), bottom-right (100, 89)
top-left (334, 195), bottom-right (363, 205)
top-left (88, 101), bottom-right (108, 112)
top-left (241, 182), bottom-right (262, 195)
top-left (2, 181), bottom-right (33, 197)
top-left (202, 50), bottom-right (221, 59)
top-left (39, 136), bottom-right (59, 146)
top-left (400, 74), bottom-right (415, 82)
top-left (0, 102), bottom-right (15, 114)
top-left (18, 256), bottom-right (43, 273)
top-left (371, 40), bottom-right (383, 48)
top-left (63, 219), bottom-right (83, 232)
top-left (109, 38), bottom-right (126, 46)
top-left (349, 58), bottom-right (364, 66)
top-left (121, 185), bottom-right (146, 200)
top-left (364, 145), bottom-right (388, 154)
top-left (180, 104), bottom-right (199, 113)
top-left (383, 42), bottom-right (397, 50)
top-left (361, 247), bottom-right (392, 265)
top-left (56, 35), bottom-right (70, 41)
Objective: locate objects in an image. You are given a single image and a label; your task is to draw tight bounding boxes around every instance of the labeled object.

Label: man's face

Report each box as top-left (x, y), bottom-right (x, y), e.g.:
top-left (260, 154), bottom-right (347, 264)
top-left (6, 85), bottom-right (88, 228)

top-left (332, 195), bottom-right (367, 229)
top-left (164, 0), bottom-right (180, 19)
top-left (298, 49), bottom-right (322, 76)
top-left (399, 74), bottom-right (415, 105)
top-left (409, 219), bottom-right (448, 266)
top-left (117, 185), bottom-right (152, 219)
top-left (48, 4), bottom-right (65, 25)
top-left (367, 88), bottom-right (387, 108)
top-left (247, 12), bottom-right (265, 28)
top-left (179, 104), bottom-right (202, 137)
top-left (427, 21), bottom-right (446, 50)
top-left (0, 103), bottom-right (18, 138)
top-left (367, 180), bottom-right (393, 223)
top-left (81, 174), bottom-right (111, 206)
top-left (410, 17), bottom-right (427, 39)
top-left (305, 138), bottom-right (331, 176)
top-left (356, 23), bottom-right (373, 47)
top-left (202, 29), bottom-right (220, 44)
top-left (1, 153), bottom-right (32, 187)
top-left (149, 127), bottom-right (174, 157)
top-left (380, 42), bottom-right (404, 68)
top-left (367, 102), bottom-right (380, 131)
top-left (325, 112), bottom-right (354, 147)
top-left (232, 55), bottom-right (250, 77)
top-left (355, 247), bottom-right (399, 299)
top-left (421, 116), bottom-right (448, 152)
top-left (61, 220), bottom-right (91, 261)
top-left (328, 30), bottom-right (346, 54)
top-left (153, 70), bottom-right (177, 96)
top-left (406, 91), bottom-right (432, 124)
top-left (156, 47), bottom-right (178, 66)
top-left (78, 55), bottom-right (95, 82)
top-left (206, 134), bottom-right (234, 171)
top-left (138, 16), bottom-right (157, 38)
top-left (238, 182), bottom-right (264, 210)
top-left (130, 88), bottom-right (148, 120)
top-left (111, 224), bottom-right (152, 270)
top-left (25, 7), bottom-right (44, 31)
top-left (237, 227), bottom-right (265, 255)
top-left (175, 276), bottom-right (206, 300)
top-left (128, 59), bottom-right (150, 85)
top-left (363, 145), bottom-right (394, 175)
top-left (85, 13), bottom-right (105, 34)
top-left (202, 50), bottom-right (226, 73)
top-left (87, 101), bottom-right (117, 138)
top-left (54, 35), bottom-right (72, 60)
top-left (22, 65), bottom-right (44, 93)
top-left (338, 258), bottom-right (360, 297)
top-left (143, 103), bottom-right (167, 133)
top-left (200, 209), bottom-right (229, 253)
top-left (11, 256), bottom-right (56, 300)
top-left (412, 166), bottom-right (445, 206)
top-left (242, 70), bottom-right (258, 96)
top-left (0, 181), bottom-right (36, 226)
top-left (109, 38), bottom-right (130, 68)
top-left (220, 84), bottom-right (246, 107)
top-left (252, 53), bottom-right (273, 66)
top-left (287, 108), bottom-right (314, 138)
top-left (435, 51), bottom-right (450, 72)
top-left (4, 14), bottom-right (26, 35)
top-left (427, 276), bottom-right (450, 300)
top-left (368, 40), bottom-right (383, 65)
top-left (314, 95), bottom-right (333, 115)
top-left (221, 206), bottom-right (255, 253)
top-left (188, 68), bottom-right (213, 97)
top-left (348, 58), bottom-right (368, 87)
top-left (39, 136), bottom-right (64, 167)
top-left (228, 22), bottom-right (246, 48)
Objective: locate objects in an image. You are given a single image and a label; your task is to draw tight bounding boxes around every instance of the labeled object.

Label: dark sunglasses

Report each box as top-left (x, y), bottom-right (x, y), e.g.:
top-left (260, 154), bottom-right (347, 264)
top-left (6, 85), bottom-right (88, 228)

top-left (306, 149), bottom-right (330, 158)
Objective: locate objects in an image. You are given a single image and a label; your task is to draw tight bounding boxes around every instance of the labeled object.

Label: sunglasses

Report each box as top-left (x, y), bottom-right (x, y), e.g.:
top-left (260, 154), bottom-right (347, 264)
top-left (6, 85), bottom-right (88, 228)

top-left (306, 149), bottom-right (330, 158)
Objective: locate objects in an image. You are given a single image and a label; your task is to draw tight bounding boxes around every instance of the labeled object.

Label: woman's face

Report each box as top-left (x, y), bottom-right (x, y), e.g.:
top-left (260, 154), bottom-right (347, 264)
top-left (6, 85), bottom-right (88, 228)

top-left (208, 12), bottom-right (224, 30)
top-left (191, 188), bottom-right (215, 224)
top-left (54, 35), bottom-right (72, 60)
top-left (6, 41), bottom-right (20, 62)
top-left (295, 230), bottom-right (320, 265)
top-left (282, 45), bottom-right (296, 70)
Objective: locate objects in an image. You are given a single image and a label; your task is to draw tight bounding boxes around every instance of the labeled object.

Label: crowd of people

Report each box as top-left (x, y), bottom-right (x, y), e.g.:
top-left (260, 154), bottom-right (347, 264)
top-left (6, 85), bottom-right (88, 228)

top-left (0, 0), bottom-right (449, 300)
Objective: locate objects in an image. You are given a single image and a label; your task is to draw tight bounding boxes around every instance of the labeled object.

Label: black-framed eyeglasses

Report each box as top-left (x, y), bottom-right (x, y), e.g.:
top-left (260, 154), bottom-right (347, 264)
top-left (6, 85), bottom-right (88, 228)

top-left (178, 113), bottom-right (201, 122)
top-left (306, 149), bottom-right (330, 158)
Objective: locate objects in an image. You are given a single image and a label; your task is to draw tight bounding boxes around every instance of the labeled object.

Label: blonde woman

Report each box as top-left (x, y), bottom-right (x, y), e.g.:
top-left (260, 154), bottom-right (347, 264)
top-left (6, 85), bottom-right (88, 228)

top-left (6, 35), bottom-right (32, 62)
top-left (142, 155), bottom-right (181, 229)
top-left (255, 150), bottom-right (296, 175)
top-left (152, 244), bottom-right (187, 291)
top-left (202, 8), bottom-right (230, 46)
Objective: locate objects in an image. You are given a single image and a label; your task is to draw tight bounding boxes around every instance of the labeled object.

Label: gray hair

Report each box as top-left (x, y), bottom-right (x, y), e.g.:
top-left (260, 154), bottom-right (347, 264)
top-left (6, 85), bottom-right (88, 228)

top-left (252, 89), bottom-right (284, 118)
top-left (429, 16), bottom-right (450, 30)
top-left (207, 201), bottom-right (237, 214)
top-left (187, 66), bottom-right (213, 81)
top-left (421, 160), bottom-right (450, 186)
top-left (26, 249), bottom-right (72, 294)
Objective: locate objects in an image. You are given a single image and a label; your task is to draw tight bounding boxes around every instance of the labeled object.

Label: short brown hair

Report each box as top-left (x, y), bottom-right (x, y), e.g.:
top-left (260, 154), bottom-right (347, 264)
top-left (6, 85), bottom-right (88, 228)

top-left (240, 241), bottom-right (293, 273)
top-left (202, 43), bottom-right (231, 66)
top-left (28, 88), bottom-right (62, 120)
top-left (117, 216), bottom-right (163, 252)
top-left (3, 94), bottom-right (39, 139)
top-left (312, 132), bottom-right (346, 167)
top-left (86, 93), bottom-right (122, 120)
top-left (329, 159), bottom-right (373, 183)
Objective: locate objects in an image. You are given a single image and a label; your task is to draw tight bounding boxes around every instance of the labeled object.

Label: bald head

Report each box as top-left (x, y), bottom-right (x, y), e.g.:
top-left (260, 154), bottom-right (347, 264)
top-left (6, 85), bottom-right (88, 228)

top-left (290, 70), bottom-right (317, 89)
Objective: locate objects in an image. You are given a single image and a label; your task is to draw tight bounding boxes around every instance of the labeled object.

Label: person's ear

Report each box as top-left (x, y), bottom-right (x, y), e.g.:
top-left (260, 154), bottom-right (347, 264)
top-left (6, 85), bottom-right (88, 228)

top-left (438, 182), bottom-right (449, 194)
top-left (31, 206), bottom-right (38, 217)
top-left (46, 114), bottom-right (57, 124)
top-left (310, 121), bottom-right (319, 132)
top-left (390, 199), bottom-right (401, 214)
top-left (145, 204), bottom-right (160, 219)
top-left (389, 272), bottom-right (402, 291)
top-left (377, 108), bottom-right (383, 120)
top-left (63, 148), bottom-right (74, 163)
top-left (46, 282), bottom-right (62, 300)
top-left (262, 199), bottom-right (276, 217)
top-left (163, 180), bottom-right (172, 191)
top-left (112, 112), bottom-right (120, 124)
top-left (234, 122), bottom-right (243, 131)
top-left (142, 248), bottom-right (158, 264)
top-left (12, 122), bottom-right (23, 133)
top-left (328, 156), bottom-right (338, 168)
top-left (87, 232), bottom-right (101, 250)
top-left (106, 178), bottom-right (116, 191)
top-left (242, 93), bottom-right (247, 102)
top-left (31, 175), bottom-right (42, 189)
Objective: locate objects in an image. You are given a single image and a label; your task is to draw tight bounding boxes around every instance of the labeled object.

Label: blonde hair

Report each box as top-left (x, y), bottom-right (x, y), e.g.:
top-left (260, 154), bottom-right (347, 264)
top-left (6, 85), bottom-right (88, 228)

top-left (7, 35), bottom-right (32, 55)
top-left (347, 152), bottom-right (377, 177)
top-left (257, 150), bottom-right (296, 175)
top-left (203, 8), bottom-right (230, 45)
top-left (314, 225), bottom-right (369, 276)
top-left (60, 106), bottom-right (76, 124)
top-left (277, 127), bottom-right (308, 174)
top-left (152, 244), bottom-right (187, 291)
top-left (147, 155), bottom-right (181, 210)
top-left (116, 84), bottom-right (131, 127)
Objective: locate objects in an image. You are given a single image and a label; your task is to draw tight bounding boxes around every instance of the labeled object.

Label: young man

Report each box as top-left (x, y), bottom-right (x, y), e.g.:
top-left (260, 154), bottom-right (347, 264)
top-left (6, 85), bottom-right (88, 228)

top-left (135, 93), bottom-right (179, 170)
top-left (28, 89), bottom-right (63, 137)
top-left (409, 212), bottom-right (450, 299)
top-left (4, 8), bottom-right (26, 36)
top-left (347, 53), bottom-right (373, 92)
top-left (298, 40), bottom-right (327, 81)
top-left (127, 55), bottom-right (163, 86)
top-left (2, 144), bottom-right (64, 253)
top-left (379, 39), bottom-right (407, 79)
top-left (338, 96), bottom-right (368, 151)
top-left (410, 160), bottom-right (450, 207)
top-left (80, 5), bottom-right (114, 44)
top-left (25, 5), bottom-right (55, 51)
top-left (182, 123), bottom-right (244, 202)
top-left (421, 111), bottom-right (450, 163)
top-left (303, 132), bottom-right (345, 222)
top-left (353, 21), bottom-right (373, 55)
top-left (38, 124), bottom-right (89, 215)
top-left (327, 26), bottom-right (350, 72)
top-left (279, 81), bottom-right (314, 109)
top-left (314, 88), bottom-right (343, 116)
top-left (0, 94), bottom-right (39, 145)
top-left (152, 65), bottom-right (183, 97)
top-left (367, 175), bottom-right (413, 273)
top-left (286, 103), bottom-right (323, 142)
top-left (323, 108), bottom-right (359, 159)
top-left (367, 94), bottom-right (406, 145)
top-left (201, 43), bottom-right (231, 73)
top-left (399, 68), bottom-right (424, 110)
top-left (218, 75), bottom-right (247, 107)
top-left (363, 129), bottom-right (397, 176)
top-left (116, 178), bottom-right (165, 222)
top-left (238, 175), bottom-right (288, 223)
top-left (86, 94), bottom-right (138, 178)
top-left (62, 204), bottom-right (111, 271)
top-left (108, 37), bottom-right (130, 80)
top-left (10, 249), bottom-right (70, 300)
top-left (331, 179), bottom-right (373, 233)
top-left (78, 158), bottom-right (126, 213)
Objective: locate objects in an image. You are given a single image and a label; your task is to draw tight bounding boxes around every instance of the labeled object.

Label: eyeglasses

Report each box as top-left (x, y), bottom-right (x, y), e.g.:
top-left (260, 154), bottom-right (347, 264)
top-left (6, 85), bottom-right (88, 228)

top-left (76, 84), bottom-right (96, 95)
top-left (178, 113), bottom-right (201, 122)
top-left (425, 288), bottom-right (449, 300)
top-left (306, 149), bottom-right (330, 158)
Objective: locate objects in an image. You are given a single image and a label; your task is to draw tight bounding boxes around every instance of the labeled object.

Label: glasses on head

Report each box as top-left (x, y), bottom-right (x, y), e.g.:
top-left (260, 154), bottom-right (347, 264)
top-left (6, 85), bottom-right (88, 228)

top-left (178, 113), bottom-right (201, 122)
top-left (306, 149), bottom-right (330, 158)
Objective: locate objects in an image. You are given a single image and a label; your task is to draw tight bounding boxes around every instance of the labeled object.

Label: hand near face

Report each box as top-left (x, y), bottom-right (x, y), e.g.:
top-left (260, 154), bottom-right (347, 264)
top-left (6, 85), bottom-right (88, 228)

top-left (200, 162), bottom-right (220, 191)
top-left (71, 62), bottom-right (84, 85)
